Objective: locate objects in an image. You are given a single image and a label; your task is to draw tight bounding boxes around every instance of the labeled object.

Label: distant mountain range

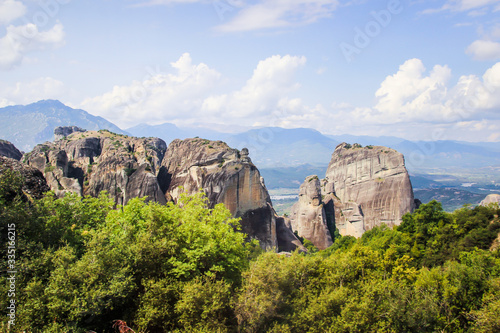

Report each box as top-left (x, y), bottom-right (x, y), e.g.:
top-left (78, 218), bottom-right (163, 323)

top-left (127, 124), bottom-right (340, 168)
top-left (0, 100), bottom-right (126, 152)
top-left (2, 100), bottom-right (500, 176)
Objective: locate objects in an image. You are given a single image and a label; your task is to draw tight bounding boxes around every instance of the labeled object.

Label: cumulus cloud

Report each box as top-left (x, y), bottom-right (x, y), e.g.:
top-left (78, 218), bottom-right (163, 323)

top-left (0, 22), bottom-right (65, 70)
top-left (81, 54), bottom-right (307, 129)
top-left (81, 53), bottom-right (222, 128)
top-left (0, 0), bottom-right (26, 25)
top-left (367, 59), bottom-right (500, 124)
top-left (80, 54), bottom-right (500, 141)
top-left (263, 58), bottom-right (500, 142)
top-left (466, 40), bottom-right (500, 60)
top-left (215, 0), bottom-right (339, 32)
top-left (374, 59), bottom-right (452, 123)
top-left (0, 77), bottom-right (68, 105)
top-left (202, 54), bottom-right (306, 120)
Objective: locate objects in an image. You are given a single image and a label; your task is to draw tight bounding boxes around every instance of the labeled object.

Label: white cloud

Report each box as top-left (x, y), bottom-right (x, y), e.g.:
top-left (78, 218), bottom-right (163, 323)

top-left (424, 0), bottom-right (500, 13)
top-left (130, 0), bottom-right (208, 5)
top-left (80, 54), bottom-right (500, 142)
top-left (0, 22), bottom-right (65, 70)
top-left (81, 53), bottom-right (222, 128)
top-left (215, 0), bottom-right (339, 32)
top-left (373, 58), bottom-right (452, 123)
top-left (0, 77), bottom-right (68, 105)
top-left (81, 53), bottom-right (307, 129)
top-left (466, 40), bottom-right (500, 60)
top-left (0, 0), bottom-right (26, 25)
top-left (202, 54), bottom-right (306, 121)
top-left (265, 58), bottom-right (500, 142)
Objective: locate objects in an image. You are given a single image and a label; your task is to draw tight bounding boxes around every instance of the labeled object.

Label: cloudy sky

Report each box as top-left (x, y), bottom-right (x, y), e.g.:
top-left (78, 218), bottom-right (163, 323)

top-left (1, 0), bottom-right (500, 142)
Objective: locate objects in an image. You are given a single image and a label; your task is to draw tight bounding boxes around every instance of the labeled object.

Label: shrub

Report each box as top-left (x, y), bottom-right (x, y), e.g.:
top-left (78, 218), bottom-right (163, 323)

top-left (124, 168), bottom-right (136, 177)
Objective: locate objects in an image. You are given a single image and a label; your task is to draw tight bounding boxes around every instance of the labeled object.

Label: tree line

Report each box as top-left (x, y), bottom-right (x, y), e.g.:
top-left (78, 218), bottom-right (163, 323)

top-left (1, 168), bottom-right (500, 332)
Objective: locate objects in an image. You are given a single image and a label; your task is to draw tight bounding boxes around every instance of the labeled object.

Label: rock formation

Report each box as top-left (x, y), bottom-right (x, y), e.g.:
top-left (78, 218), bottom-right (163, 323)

top-left (288, 175), bottom-right (333, 250)
top-left (54, 126), bottom-right (85, 141)
top-left (159, 138), bottom-right (279, 249)
top-left (480, 194), bottom-right (500, 207)
top-left (0, 140), bottom-right (23, 161)
top-left (276, 216), bottom-right (306, 252)
top-left (25, 129), bottom-right (167, 205)
top-left (0, 156), bottom-right (50, 199)
top-left (23, 131), bottom-right (300, 250)
top-left (322, 143), bottom-right (416, 238)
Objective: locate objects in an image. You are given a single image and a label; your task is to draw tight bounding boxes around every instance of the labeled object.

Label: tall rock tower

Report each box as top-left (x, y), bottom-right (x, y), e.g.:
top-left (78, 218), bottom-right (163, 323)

top-left (159, 138), bottom-right (277, 249)
top-left (323, 143), bottom-right (416, 238)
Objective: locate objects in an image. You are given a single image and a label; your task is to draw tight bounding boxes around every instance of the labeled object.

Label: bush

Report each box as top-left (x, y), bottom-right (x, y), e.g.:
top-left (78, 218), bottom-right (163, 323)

top-left (124, 168), bottom-right (136, 177)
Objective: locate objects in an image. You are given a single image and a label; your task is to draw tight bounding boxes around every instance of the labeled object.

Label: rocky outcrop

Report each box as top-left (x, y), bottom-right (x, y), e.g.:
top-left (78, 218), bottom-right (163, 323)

top-left (480, 194), bottom-right (500, 207)
top-left (159, 138), bottom-right (279, 249)
top-left (54, 126), bottom-right (85, 141)
top-left (322, 143), bottom-right (416, 238)
top-left (288, 175), bottom-right (333, 250)
top-left (0, 140), bottom-right (23, 161)
top-left (0, 156), bottom-right (49, 200)
top-left (23, 131), bottom-right (302, 251)
top-left (25, 129), bottom-right (167, 205)
top-left (276, 216), bottom-right (306, 252)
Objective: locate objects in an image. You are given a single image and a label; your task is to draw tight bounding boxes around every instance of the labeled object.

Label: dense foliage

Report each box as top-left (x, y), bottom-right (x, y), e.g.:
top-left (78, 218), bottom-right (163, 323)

top-left (1, 169), bottom-right (500, 332)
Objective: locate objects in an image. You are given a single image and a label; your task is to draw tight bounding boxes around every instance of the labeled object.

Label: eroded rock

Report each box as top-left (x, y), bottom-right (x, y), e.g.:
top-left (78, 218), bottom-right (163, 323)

top-left (480, 194), bottom-right (500, 207)
top-left (0, 140), bottom-right (23, 161)
top-left (25, 129), bottom-right (167, 205)
top-left (322, 143), bottom-right (416, 237)
top-left (0, 156), bottom-right (49, 199)
top-left (288, 175), bottom-right (333, 250)
top-left (160, 138), bottom-right (277, 249)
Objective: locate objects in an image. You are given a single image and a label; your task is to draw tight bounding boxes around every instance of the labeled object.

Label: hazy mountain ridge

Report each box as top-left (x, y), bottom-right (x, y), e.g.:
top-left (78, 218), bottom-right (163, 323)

top-left (2, 100), bottom-right (499, 177)
top-left (0, 100), bottom-right (127, 151)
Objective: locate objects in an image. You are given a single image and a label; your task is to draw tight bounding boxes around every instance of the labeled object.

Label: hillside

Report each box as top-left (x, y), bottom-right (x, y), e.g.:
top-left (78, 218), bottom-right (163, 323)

top-left (126, 122), bottom-right (229, 145)
top-left (225, 127), bottom-right (339, 167)
top-left (0, 100), bottom-right (126, 151)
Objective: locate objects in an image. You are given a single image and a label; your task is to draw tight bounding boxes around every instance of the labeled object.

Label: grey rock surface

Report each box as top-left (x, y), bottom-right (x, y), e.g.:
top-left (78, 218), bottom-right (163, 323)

top-left (0, 140), bottom-right (23, 161)
top-left (322, 143), bottom-right (415, 237)
top-left (480, 194), bottom-right (500, 206)
top-left (289, 175), bottom-right (333, 250)
top-left (0, 156), bottom-right (50, 199)
top-left (160, 139), bottom-right (277, 249)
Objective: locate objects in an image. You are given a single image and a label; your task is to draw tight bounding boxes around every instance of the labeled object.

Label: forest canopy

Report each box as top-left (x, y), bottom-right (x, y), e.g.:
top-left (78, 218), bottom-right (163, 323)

top-left (1, 169), bottom-right (500, 333)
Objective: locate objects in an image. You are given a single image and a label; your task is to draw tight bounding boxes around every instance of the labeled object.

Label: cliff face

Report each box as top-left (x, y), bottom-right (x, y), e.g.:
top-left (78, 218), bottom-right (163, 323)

top-left (323, 143), bottom-right (415, 238)
top-left (0, 156), bottom-right (50, 199)
top-left (25, 128), bottom-right (167, 205)
top-left (480, 194), bottom-right (500, 207)
top-left (288, 175), bottom-right (333, 250)
top-left (23, 129), bottom-right (299, 250)
top-left (0, 140), bottom-right (23, 161)
top-left (160, 139), bottom-right (277, 249)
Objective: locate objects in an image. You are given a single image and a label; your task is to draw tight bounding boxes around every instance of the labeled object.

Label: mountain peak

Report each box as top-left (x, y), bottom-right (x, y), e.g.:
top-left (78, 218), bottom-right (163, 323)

top-left (0, 100), bottom-right (126, 151)
top-left (31, 99), bottom-right (67, 108)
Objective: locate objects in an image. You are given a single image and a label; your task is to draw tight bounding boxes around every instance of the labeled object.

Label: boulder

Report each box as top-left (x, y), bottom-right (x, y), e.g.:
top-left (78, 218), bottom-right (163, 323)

top-left (54, 126), bottom-right (85, 141)
top-left (0, 140), bottom-right (23, 161)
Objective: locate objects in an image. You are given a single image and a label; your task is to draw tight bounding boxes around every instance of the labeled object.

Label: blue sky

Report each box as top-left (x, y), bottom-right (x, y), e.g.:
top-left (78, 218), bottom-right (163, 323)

top-left (1, 0), bottom-right (500, 142)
